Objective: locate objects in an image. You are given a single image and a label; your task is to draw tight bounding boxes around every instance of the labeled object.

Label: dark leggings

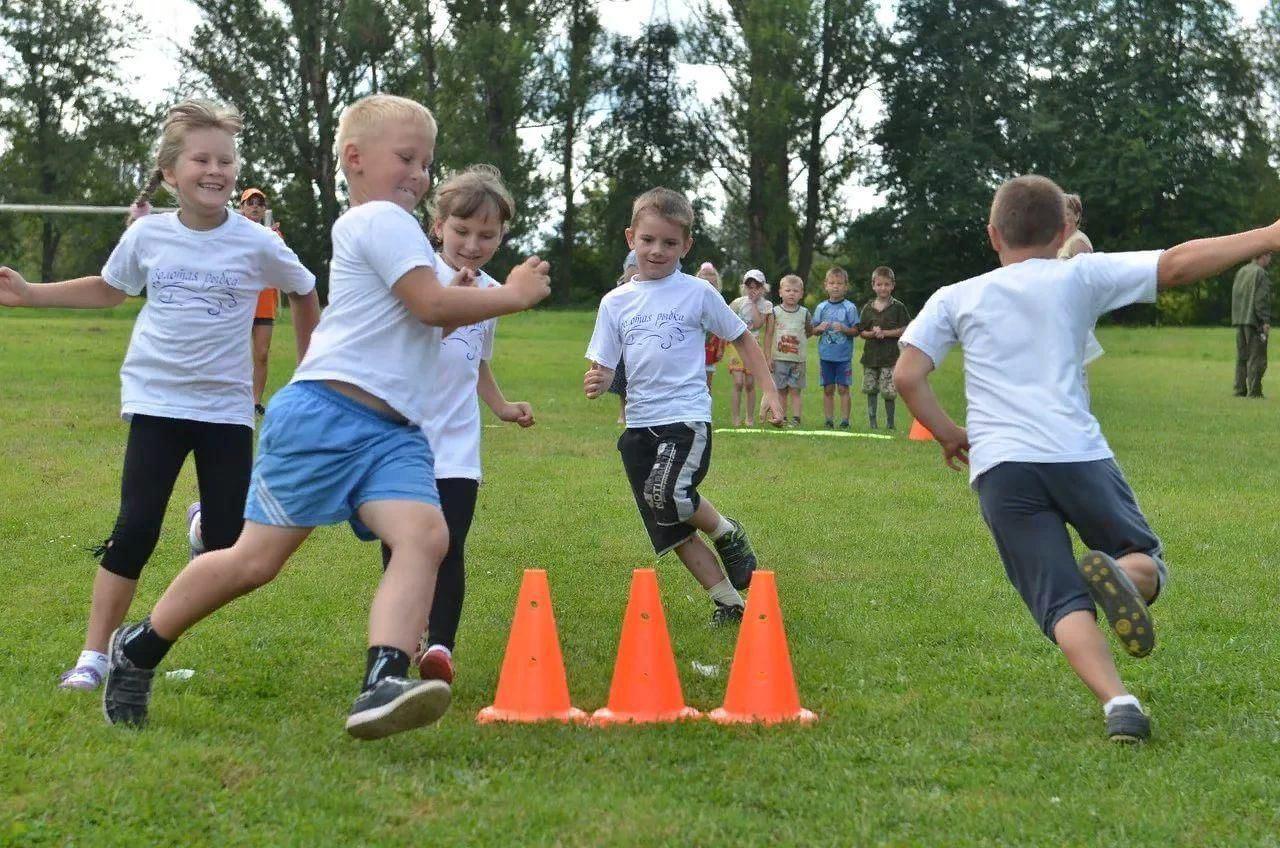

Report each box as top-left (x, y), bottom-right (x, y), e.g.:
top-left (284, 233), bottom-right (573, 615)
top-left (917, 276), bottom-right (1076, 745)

top-left (380, 477), bottom-right (478, 651)
top-left (97, 414), bottom-right (253, 579)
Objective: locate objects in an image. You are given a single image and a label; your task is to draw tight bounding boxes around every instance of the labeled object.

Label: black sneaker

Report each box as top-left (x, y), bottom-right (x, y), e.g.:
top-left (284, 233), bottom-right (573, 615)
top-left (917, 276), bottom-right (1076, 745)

top-left (102, 624), bottom-right (156, 728)
top-left (839, 419), bottom-right (850, 429)
top-left (1078, 551), bottom-right (1155, 658)
top-left (345, 677), bottom-right (451, 740)
top-left (824, 419), bottom-right (834, 429)
top-left (710, 602), bottom-right (744, 626)
top-left (1106, 703), bottom-right (1151, 743)
top-left (713, 518), bottom-right (757, 591)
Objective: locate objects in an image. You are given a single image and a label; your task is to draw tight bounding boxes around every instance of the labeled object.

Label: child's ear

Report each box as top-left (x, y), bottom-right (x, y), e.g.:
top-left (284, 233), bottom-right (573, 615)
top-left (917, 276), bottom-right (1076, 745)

top-left (681, 235), bottom-right (694, 257)
top-left (341, 142), bottom-right (361, 174)
top-left (986, 223), bottom-right (1002, 253)
top-left (624, 227), bottom-right (636, 249)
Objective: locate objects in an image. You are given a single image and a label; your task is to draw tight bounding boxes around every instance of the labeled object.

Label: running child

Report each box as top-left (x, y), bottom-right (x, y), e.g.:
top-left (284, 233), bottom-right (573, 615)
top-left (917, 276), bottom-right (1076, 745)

top-left (585, 188), bottom-right (783, 625)
top-left (858, 266), bottom-right (910, 429)
top-left (377, 164), bottom-right (535, 685)
top-left (894, 174), bottom-right (1280, 742)
top-left (95, 93), bottom-right (551, 739)
top-left (726, 269), bottom-right (774, 426)
top-left (770, 274), bottom-right (813, 427)
top-left (0, 99), bottom-right (322, 693)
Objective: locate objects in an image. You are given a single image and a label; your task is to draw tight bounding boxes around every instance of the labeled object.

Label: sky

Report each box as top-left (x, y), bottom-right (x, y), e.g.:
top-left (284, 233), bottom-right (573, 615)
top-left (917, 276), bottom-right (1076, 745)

top-left (119, 0), bottom-right (1272, 219)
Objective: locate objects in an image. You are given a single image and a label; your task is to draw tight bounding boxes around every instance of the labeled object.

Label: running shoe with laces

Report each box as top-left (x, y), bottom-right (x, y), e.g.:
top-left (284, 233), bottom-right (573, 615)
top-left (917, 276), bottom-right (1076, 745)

top-left (345, 677), bottom-right (451, 740)
top-left (713, 518), bottom-right (757, 591)
top-left (102, 624), bottom-right (156, 727)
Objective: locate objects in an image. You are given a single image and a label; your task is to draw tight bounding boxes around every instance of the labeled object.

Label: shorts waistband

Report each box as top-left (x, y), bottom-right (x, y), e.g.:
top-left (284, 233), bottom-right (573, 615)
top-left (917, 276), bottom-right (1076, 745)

top-left (292, 380), bottom-right (411, 426)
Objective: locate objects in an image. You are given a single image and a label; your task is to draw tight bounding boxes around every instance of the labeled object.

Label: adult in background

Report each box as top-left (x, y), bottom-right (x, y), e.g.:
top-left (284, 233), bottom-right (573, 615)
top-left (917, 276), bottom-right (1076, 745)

top-left (239, 187), bottom-right (283, 415)
top-left (1232, 252), bottom-right (1271, 398)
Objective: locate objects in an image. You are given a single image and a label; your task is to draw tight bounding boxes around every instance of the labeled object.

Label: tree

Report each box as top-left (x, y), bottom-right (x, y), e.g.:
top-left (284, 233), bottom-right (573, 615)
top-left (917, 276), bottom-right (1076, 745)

top-left (0, 0), bottom-right (149, 280)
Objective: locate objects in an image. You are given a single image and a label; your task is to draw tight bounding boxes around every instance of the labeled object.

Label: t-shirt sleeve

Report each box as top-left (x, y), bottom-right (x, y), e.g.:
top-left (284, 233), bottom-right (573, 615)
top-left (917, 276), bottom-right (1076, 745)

top-left (1077, 251), bottom-right (1161, 316)
top-left (703, 285), bottom-right (750, 341)
top-left (258, 229), bottom-right (316, 295)
top-left (101, 224), bottom-right (145, 296)
top-left (585, 299), bottom-right (622, 369)
top-left (362, 206), bottom-right (437, 289)
top-left (899, 288), bottom-right (958, 367)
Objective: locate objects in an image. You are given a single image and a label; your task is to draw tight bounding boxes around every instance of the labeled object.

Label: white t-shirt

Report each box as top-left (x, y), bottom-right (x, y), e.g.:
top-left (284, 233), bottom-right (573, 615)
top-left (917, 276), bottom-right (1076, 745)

top-left (586, 271), bottom-right (748, 427)
top-left (292, 201), bottom-right (441, 425)
top-left (422, 253), bottom-right (498, 481)
top-left (729, 295), bottom-right (774, 342)
top-left (900, 251), bottom-right (1161, 484)
top-left (101, 211), bottom-right (315, 427)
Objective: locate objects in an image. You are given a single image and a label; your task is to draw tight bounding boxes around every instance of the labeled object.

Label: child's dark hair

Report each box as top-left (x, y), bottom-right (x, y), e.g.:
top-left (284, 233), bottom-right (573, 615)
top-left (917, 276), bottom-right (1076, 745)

top-left (872, 266), bottom-right (895, 283)
top-left (134, 99), bottom-right (244, 207)
top-left (428, 164), bottom-right (516, 243)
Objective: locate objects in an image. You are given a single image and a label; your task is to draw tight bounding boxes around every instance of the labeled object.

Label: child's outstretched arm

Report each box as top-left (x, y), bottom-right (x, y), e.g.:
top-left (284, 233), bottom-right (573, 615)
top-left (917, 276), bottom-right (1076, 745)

top-left (0, 268), bottom-right (126, 309)
top-left (732, 330), bottom-right (784, 425)
top-left (894, 345), bottom-right (969, 471)
top-left (1158, 222), bottom-right (1280, 289)
top-left (478, 361), bottom-right (534, 427)
top-left (285, 290), bottom-right (321, 362)
top-left (583, 362), bottom-right (614, 399)
top-left (394, 256), bottom-right (550, 326)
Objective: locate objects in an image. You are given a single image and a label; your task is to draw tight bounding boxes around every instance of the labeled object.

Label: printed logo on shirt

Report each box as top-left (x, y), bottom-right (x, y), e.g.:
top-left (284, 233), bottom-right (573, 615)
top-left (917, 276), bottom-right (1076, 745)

top-left (443, 324), bottom-right (487, 361)
top-left (622, 310), bottom-right (688, 350)
top-left (777, 334), bottom-right (801, 355)
top-left (152, 268), bottom-right (241, 315)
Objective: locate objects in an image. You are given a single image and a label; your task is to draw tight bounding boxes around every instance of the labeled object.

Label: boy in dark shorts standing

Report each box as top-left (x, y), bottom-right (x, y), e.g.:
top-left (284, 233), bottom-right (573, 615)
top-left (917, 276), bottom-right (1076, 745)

top-left (585, 187), bottom-right (783, 624)
top-left (895, 174), bottom-right (1280, 742)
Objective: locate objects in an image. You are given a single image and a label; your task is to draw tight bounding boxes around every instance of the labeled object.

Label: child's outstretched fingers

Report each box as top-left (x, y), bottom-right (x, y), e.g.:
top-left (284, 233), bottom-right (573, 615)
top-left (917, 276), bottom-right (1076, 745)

top-left (760, 394), bottom-right (785, 427)
top-left (506, 256), bottom-right (552, 308)
top-left (0, 266), bottom-right (31, 307)
top-left (454, 267), bottom-right (478, 287)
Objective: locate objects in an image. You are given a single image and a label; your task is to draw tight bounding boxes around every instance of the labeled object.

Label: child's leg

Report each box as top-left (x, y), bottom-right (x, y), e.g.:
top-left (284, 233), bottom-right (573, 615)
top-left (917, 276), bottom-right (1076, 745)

top-left (864, 390), bottom-right (878, 426)
top-left (777, 386), bottom-right (790, 420)
top-left (191, 422), bottom-right (253, 552)
top-left (823, 383), bottom-right (835, 423)
top-left (789, 387), bottom-right (802, 419)
top-left (1054, 609), bottom-right (1127, 703)
top-left (744, 375), bottom-right (756, 425)
top-left (881, 368), bottom-right (898, 429)
top-left (84, 417), bottom-right (193, 655)
top-left (838, 385), bottom-right (851, 424)
top-left (731, 371), bottom-right (744, 426)
top-left (360, 500), bottom-right (449, 656)
top-left (673, 534), bottom-right (728, 589)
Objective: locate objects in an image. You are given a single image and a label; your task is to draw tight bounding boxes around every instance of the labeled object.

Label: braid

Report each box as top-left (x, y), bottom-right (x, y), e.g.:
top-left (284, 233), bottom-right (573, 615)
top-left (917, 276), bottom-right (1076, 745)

top-left (134, 168), bottom-right (164, 207)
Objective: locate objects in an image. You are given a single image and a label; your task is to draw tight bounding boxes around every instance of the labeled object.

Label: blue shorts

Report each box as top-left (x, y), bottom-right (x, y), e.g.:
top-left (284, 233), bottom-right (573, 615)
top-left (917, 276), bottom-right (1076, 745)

top-left (819, 359), bottom-right (852, 387)
top-left (245, 381), bottom-right (439, 541)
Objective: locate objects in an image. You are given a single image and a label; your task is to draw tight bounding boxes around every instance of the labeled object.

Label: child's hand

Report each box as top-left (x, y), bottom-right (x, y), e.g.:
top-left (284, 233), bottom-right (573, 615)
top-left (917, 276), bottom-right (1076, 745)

top-left (873, 326), bottom-right (884, 339)
top-left (454, 267), bottom-right (478, 288)
top-left (499, 401), bottom-right (535, 428)
top-left (506, 256), bottom-right (552, 308)
top-left (937, 425), bottom-right (970, 472)
top-left (829, 321), bottom-right (844, 333)
top-left (584, 363), bottom-right (611, 399)
top-left (0, 266), bottom-right (32, 307)
top-left (814, 321), bottom-right (829, 332)
top-left (760, 392), bottom-right (785, 427)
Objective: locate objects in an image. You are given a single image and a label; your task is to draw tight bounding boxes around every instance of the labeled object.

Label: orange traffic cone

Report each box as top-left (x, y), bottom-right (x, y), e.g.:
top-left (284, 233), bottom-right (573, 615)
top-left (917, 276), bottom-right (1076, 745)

top-left (709, 570), bottom-right (817, 725)
top-left (477, 569), bottom-right (587, 724)
top-left (592, 569), bottom-right (700, 725)
top-left (908, 418), bottom-right (934, 441)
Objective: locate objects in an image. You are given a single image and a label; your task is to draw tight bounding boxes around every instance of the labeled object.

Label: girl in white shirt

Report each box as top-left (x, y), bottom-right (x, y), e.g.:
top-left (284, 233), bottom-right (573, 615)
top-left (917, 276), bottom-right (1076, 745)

top-left (0, 100), bottom-right (321, 691)
top-left (377, 165), bottom-right (535, 685)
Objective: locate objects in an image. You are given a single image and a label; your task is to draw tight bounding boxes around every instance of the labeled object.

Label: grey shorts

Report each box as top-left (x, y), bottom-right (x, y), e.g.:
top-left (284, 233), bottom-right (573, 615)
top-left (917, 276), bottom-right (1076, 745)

top-left (975, 459), bottom-right (1167, 641)
top-left (772, 360), bottom-right (806, 389)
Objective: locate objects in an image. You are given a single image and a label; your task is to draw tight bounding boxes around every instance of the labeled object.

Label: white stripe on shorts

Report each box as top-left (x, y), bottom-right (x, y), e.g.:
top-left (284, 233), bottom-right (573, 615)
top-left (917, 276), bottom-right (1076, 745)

top-left (673, 422), bottom-right (708, 522)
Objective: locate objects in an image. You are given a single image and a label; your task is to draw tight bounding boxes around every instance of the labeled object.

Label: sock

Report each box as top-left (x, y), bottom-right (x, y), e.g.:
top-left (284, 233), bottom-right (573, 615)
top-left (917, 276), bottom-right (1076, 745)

top-left (708, 577), bottom-right (744, 608)
top-left (707, 515), bottom-right (734, 541)
top-left (77, 650), bottom-right (108, 674)
top-left (867, 394), bottom-right (878, 425)
top-left (1103, 694), bottom-right (1142, 716)
top-left (120, 618), bottom-right (174, 670)
top-left (363, 645), bottom-right (411, 692)
top-left (885, 399), bottom-right (896, 428)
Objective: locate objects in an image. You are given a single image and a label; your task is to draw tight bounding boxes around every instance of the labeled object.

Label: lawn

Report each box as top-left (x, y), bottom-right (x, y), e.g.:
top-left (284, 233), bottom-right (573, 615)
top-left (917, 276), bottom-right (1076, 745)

top-left (2, 304), bottom-right (1278, 846)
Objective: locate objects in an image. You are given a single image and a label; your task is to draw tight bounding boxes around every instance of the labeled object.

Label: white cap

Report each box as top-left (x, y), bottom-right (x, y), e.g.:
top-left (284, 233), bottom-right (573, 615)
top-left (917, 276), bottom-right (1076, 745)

top-left (743, 268), bottom-right (766, 284)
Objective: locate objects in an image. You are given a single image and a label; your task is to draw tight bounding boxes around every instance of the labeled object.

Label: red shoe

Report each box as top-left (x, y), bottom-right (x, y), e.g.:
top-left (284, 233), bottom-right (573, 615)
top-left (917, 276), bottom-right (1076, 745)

top-left (417, 644), bottom-right (454, 684)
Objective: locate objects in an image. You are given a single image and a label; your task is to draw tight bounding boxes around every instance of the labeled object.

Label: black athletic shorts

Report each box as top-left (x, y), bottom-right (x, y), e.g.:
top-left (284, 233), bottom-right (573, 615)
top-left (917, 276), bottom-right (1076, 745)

top-left (618, 422), bottom-right (711, 555)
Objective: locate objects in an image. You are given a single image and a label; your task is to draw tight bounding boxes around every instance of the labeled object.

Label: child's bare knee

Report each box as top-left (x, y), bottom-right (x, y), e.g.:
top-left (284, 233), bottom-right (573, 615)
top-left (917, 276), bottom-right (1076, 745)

top-left (239, 555), bottom-right (285, 590)
top-left (838, 386), bottom-right (850, 397)
top-left (386, 522), bottom-right (449, 566)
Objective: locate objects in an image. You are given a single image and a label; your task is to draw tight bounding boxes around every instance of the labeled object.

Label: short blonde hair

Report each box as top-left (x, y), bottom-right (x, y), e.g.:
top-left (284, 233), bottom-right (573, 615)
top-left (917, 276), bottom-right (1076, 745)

top-left (631, 187), bottom-right (694, 236)
top-left (1064, 193), bottom-right (1083, 225)
top-left (779, 274), bottom-right (804, 291)
top-left (872, 266), bottom-right (895, 283)
top-left (825, 266), bottom-right (849, 284)
top-left (335, 94), bottom-right (437, 162)
top-left (990, 175), bottom-right (1067, 249)
top-left (136, 99), bottom-right (243, 206)
top-left (428, 164), bottom-right (515, 233)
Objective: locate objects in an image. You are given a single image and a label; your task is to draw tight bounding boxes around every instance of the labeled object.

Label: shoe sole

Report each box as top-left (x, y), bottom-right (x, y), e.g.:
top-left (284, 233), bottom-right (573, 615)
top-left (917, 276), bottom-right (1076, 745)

top-left (1108, 731), bottom-right (1148, 744)
top-left (345, 680), bottom-right (452, 740)
top-left (417, 652), bottom-right (455, 684)
top-left (1078, 552), bottom-right (1154, 658)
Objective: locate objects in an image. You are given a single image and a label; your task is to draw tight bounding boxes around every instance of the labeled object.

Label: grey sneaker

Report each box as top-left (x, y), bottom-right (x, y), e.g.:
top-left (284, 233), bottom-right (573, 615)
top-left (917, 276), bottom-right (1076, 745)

top-left (713, 518), bottom-right (757, 591)
top-left (710, 602), bottom-right (744, 626)
top-left (345, 677), bottom-right (451, 740)
top-left (102, 625), bottom-right (155, 727)
top-left (186, 501), bottom-right (204, 561)
top-left (1078, 551), bottom-right (1155, 658)
top-left (1106, 703), bottom-right (1151, 743)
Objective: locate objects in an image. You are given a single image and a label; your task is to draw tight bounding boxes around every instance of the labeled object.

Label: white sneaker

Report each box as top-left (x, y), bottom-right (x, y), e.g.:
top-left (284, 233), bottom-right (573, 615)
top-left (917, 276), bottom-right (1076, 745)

top-left (186, 502), bottom-right (205, 559)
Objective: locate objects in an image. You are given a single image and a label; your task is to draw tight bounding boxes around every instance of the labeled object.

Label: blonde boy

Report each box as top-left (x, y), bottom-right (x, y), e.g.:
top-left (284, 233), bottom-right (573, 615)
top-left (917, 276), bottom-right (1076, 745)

top-left (770, 274), bottom-right (813, 426)
top-left (585, 188), bottom-right (783, 624)
top-left (813, 266), bottom-right (860, 428)
top-left (895, 173), bottom-right (1280, 742)
top-left (103, 94), bottom-right (551, 739)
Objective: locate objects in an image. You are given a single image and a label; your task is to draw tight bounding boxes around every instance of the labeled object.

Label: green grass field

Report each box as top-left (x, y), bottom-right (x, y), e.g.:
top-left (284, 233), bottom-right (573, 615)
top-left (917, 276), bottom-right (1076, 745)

top-left (2, 305), bottom-right (1279, 846)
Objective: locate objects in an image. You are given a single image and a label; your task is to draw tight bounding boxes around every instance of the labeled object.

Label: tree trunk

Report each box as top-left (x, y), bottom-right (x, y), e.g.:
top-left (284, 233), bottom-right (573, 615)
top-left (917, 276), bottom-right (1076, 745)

top-left (797, 0), bottom-right (834, 283)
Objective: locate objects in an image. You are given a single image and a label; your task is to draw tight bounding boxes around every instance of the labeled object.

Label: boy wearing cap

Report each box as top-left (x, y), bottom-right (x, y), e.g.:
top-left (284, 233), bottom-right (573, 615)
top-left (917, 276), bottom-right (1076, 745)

top-left (813, 266), bottom-right (859, 428)
top-left (726, 269), bottom-right (774, 426)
